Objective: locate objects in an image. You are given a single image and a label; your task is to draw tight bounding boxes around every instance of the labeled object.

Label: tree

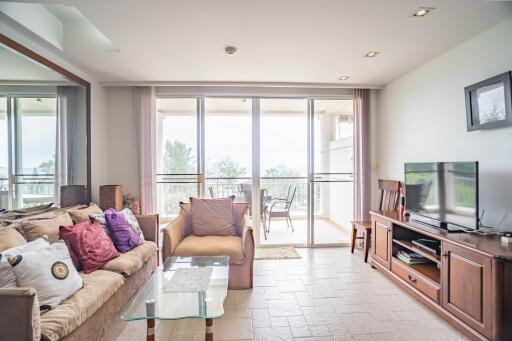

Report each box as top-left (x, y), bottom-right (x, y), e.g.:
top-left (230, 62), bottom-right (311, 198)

top-left (263, 165), bottom-right (299, 177)
top-left (163, 140), bottom-right (195, 174)
top-left (209, 157), bottom-right (246, 177)
top-left (37, 156), bottom-right (55, 175)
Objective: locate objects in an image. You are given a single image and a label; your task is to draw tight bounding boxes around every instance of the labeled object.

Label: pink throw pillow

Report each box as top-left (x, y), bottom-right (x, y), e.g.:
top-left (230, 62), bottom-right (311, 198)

top-left (190, 197), bottom-right (236, 236)
top-left (59, 221), bottom-right (119, 273)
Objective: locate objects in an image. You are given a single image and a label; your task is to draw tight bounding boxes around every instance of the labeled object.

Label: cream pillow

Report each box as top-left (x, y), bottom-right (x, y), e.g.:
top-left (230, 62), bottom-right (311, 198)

top-left (0, 236), bottom-right (49, 288)
top-left (20, 212), bottom-right (73, 243)
top-left (190, 197), bottom-right (236, 236)
top-left (9, 241), bottom-right (83, 309)
top-left (67, 203), bottom-right (103, 224)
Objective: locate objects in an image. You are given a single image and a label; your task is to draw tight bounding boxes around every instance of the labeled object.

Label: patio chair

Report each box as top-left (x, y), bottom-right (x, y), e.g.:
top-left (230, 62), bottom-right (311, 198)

top-left (264, 185), bottom-right (296, 234)
top-left (208, 186), bottom-right (216, 198)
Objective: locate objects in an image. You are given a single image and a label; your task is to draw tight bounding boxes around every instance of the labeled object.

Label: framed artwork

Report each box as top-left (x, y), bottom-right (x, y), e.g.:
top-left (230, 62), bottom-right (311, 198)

top-left (465, 71), bottom-right (512, 131)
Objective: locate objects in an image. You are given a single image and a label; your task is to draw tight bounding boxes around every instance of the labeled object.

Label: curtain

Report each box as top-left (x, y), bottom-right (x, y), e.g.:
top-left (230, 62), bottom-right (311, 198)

top-left (55, 86), bottom-right (77, 205)
top-left (353, 89), bottom-right (371, 221)
top-left (134, 87), bottom-right (156, 214)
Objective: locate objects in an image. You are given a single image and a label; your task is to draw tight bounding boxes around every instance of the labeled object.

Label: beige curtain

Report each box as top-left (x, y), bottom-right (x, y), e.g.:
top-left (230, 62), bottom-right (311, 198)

top-left (55, 86), bottom-right (77, 205)
top-left (134, 87), bottom-right (156, 214)
top-left (353, 89), bottom-right (371, 221)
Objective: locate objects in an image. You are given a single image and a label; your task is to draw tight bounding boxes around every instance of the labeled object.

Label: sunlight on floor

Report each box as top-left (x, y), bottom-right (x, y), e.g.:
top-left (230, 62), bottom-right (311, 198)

top-left (260, 218), bottom-right (351, 246)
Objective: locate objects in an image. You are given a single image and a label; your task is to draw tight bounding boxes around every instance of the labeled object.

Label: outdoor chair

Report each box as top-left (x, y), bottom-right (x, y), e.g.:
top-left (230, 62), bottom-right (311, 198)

top-left (264, 185), bottom-right (296, 234)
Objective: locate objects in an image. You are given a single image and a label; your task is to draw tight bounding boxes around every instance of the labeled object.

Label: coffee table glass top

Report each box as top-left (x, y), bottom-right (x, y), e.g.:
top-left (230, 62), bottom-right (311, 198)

top-left (121, 256), bottom-right (229, 321)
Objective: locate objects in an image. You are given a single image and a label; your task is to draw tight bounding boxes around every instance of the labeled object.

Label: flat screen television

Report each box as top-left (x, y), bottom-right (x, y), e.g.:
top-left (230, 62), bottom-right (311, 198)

top-left (404, 162), bottom-right (479, 231)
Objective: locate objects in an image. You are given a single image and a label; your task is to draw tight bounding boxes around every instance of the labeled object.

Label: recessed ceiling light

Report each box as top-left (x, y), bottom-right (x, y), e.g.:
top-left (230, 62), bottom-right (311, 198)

top-left (411, 7), bottom-right (435, 17)
top-left (338, 75), bottom-right (350, 81)
top-left (225, 46), bottom-right (238, 56)
top-left (364, 51), bottom-right (380, 58)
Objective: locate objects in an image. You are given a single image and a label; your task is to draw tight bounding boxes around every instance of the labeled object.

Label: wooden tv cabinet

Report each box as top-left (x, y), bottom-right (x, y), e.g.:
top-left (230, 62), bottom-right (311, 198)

top-left (370, 210), bottom-right (512, 341)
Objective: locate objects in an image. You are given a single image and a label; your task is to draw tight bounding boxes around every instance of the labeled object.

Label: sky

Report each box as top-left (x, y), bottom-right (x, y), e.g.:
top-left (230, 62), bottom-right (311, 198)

top-left (158, 113), bottom-right (316, 176)
top-left (0, 115), bottom-right (56, 177)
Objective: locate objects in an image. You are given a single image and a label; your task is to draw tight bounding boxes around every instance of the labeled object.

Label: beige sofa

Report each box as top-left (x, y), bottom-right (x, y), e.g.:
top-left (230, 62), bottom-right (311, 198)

top-left (162, 202), bottom-right (254, 290)
top-left (0, 211), bottom-right (159, 341)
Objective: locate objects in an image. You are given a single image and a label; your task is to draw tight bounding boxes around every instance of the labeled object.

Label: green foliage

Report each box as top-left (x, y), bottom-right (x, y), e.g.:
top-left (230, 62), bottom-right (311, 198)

top-left (163, 140), bottom-right (195, 174)
top-left (37, 155), bottom-right (55, 175)
top-left (208, 156), bottom-right (246, 177)
top-left (263, 165), bottom-right (299, 177)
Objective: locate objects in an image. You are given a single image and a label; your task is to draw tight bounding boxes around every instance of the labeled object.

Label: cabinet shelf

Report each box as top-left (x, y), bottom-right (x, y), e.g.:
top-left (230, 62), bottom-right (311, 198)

top-left (393, 256), bottom-right (441, 284)
top-left (393, 239), bottom-right (441, 264)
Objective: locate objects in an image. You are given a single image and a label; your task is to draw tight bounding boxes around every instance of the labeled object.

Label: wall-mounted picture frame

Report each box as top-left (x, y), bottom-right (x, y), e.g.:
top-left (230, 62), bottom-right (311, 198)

top-left (465, 71), bottom-right (512, 131)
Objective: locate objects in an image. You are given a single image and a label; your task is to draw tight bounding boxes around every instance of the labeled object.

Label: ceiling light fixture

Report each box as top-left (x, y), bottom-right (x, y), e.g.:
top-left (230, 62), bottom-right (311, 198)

top-left (365, 51), bottom-right (380, 58)
top-left (338, 75), bottom-right (350, 81)
top-left (225, 46), bottom-right (238, 56)
top-left (411, 7), bottom-right (435, 17)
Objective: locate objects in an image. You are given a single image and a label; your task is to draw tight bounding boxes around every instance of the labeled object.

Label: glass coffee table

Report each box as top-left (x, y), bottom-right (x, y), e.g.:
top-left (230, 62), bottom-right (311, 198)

top-left (122, 256), bottom-right (229, 341)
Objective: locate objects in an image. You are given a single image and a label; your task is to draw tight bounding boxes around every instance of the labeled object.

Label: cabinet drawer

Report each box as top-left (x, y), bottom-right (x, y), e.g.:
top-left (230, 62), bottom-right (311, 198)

top-left (392, 258), bottom-right (440, 303)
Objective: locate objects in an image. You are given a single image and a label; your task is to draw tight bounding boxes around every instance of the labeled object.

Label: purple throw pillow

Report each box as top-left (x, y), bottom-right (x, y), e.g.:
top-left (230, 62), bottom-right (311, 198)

top-left (104, 208), bottom-right (142, 253)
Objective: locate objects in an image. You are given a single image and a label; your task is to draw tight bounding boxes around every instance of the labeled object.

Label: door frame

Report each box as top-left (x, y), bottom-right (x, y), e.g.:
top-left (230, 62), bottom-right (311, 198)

top-left (155, 94), bottom-right (354, 247)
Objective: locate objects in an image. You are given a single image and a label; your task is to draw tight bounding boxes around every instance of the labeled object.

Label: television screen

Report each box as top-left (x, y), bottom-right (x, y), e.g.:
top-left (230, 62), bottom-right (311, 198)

top-left (404, 162), bottom-right (478, 229)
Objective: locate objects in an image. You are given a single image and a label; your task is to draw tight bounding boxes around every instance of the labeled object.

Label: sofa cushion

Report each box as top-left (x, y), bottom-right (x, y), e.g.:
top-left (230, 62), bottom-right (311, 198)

top-left (104, 208), bottom-right (144, 253)
top-left (0, 236), bottom-right (49, 288)
top-left (174, 235), bottom-right (245, 264)
top-left (40, 269), bottom-right (125, 341)
top-left (20, 212), bottom-right (73, 243)
top-left (101, 241), bottom-right (158, 276)
top-left (233, 202), bottom-right (249, 237)
top-left (0, 225), bottom-right (26, 251)
top-left (190, 197), bottom-right (236, 236)
top-left (67, 203), bottom-right (102, 224)
top-left (60, 222), bottom-right (119, 274)
top-left (9, 241), bottom-right (84, 309)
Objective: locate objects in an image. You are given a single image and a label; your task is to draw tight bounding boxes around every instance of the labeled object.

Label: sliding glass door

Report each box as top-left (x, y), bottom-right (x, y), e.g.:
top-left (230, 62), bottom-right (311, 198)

top-left (155, 98), bottom-right (201, 219)
top-left (1, 96), bottom-right (57, 210)
top-left (155, 95), bottom-right (354, 246)
top-left (260, 99), bottom-right (308, 245)
top-left (204, 98), bottom-right (252, 200)
top-left (309, 100), bottom-right (354, 245)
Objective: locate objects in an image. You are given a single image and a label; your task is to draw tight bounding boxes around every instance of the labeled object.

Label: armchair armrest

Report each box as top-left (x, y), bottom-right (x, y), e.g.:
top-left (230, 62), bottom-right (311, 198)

top-left (0, 287), bottom-right (41, 341)
top-left (161, 213), bottom-right (192, 263)
top-left (240, 215), bottom-right (255, 261)
top-left (136, 214), bottom-right (159, 244)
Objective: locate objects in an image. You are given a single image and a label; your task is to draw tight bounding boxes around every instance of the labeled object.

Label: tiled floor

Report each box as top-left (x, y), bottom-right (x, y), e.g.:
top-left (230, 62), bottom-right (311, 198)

top-left (102, 248), bottom-right (467, 341)
top-left (260, 218), bottom-right (352, 245)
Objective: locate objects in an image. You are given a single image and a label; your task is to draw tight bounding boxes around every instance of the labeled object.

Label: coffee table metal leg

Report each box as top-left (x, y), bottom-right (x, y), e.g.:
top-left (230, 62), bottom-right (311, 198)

top-left (147, 318), bottom-right (155, 341)
top-left (205, 318), bottom-right (213, 341)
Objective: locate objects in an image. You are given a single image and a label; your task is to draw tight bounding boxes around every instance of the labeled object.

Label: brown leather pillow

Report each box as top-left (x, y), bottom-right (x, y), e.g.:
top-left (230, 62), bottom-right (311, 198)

top-left (190, 197), bottom-right (236, 236)
top-left (0, 226), bottom-right (26, 251)
top-left (21, 212), bottom-right (73, 243)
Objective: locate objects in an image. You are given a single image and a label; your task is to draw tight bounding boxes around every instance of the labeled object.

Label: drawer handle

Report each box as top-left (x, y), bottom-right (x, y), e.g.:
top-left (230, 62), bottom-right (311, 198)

top-left (408, 275), bottom-right (417, 284)
top-left (442, 251), bottom-right (449, 259)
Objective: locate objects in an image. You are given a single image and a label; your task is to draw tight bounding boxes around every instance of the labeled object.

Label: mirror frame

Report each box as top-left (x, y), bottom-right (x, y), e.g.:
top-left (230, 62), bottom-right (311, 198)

top-left (0, 33), bottom-right (92, 202)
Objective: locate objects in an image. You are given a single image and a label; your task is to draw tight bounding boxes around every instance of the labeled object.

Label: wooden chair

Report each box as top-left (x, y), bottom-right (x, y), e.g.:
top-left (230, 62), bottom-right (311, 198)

top-left (351, 179), bottom-right (401, 262)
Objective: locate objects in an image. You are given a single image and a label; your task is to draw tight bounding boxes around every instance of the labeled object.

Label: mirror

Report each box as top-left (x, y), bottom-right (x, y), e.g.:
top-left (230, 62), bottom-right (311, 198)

top-left (0, 35), bottom-right (90, 210)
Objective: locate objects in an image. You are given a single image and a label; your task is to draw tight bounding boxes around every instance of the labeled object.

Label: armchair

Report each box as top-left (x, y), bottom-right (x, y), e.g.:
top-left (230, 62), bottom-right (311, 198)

top-left (161, 202), bottom-right (254, 290)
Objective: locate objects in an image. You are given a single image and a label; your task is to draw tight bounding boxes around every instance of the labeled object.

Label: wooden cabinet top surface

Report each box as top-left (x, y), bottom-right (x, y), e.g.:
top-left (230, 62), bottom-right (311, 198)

top-left (371, 210), bottom-right (512, 261)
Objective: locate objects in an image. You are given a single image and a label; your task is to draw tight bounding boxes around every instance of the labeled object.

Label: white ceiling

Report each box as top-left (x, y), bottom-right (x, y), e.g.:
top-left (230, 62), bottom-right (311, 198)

top-left (8, 0), bottom-right (512, 86)
top-left (0, 45), bottom-right (69, 82)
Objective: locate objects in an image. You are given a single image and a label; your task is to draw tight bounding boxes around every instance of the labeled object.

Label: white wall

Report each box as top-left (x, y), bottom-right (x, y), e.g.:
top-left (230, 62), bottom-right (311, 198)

top-left (105, 87), bottom-right (140, 197)
top-left (1, 21), bottom-right (109, 202)
top-left (376, 18), bottom-right (512, 228)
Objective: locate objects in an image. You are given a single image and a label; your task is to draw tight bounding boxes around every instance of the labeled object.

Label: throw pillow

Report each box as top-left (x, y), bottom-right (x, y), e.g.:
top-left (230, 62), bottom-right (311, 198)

top-left (104, 208), bottom-right (144, 253)
top-left (0, 236), bottom-right (49, 288)
top-left (0, 226), bottom-right (27, 251)
top-left (60, 221), bottom-right (119, 273)
top-left (20, 212), bottom-right (73, 243)
top-left (58, 222), bottom-right (86, 271)
top-left (9, 241), bottom-right (83, 309)
top-left (190, 197), bottom-right (236, 236)
top-left (67, 203), bottom-right (103, 224)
